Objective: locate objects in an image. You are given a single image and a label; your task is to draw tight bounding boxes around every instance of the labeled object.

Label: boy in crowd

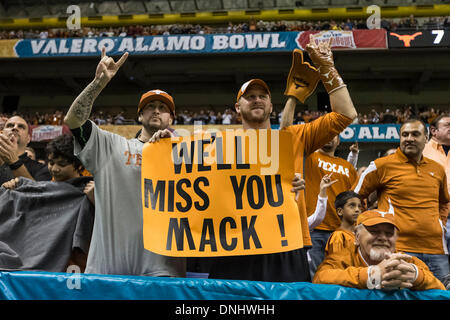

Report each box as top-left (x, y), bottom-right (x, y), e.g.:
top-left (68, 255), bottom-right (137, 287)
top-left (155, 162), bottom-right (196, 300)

top-left (0, 134), bottom-right (94, 272)
top-left (324, 191), bottom-right (362, 256)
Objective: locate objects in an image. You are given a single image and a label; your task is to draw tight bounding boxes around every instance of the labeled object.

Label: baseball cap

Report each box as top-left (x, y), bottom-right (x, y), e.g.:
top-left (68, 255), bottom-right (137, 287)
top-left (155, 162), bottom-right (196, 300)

top-left (356, 210), bottom-right (399, 230)
top-left (137, 89), bottom-right (175, 118)
top-left (236, 79), bottom-right (271, 102)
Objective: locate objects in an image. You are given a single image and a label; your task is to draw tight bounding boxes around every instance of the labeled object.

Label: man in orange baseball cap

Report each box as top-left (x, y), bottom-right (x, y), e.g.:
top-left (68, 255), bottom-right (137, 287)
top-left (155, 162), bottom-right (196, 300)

top-left (64, 48), bottom-right (185, 278)
top-left (313, 210), bottom-right (445, 290)
top-left (135, 89), bottom-right (176, 142)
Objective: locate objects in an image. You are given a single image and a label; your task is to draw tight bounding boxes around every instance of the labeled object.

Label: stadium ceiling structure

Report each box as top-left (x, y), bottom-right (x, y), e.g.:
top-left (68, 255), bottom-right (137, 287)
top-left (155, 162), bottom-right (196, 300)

top-left (0, 0), bottom-right (448, 18)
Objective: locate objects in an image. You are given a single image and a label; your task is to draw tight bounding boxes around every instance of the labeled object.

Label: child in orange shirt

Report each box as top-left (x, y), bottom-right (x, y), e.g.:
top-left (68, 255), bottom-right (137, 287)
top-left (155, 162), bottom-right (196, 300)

top-left (324, 191), bottom-right (362, 256)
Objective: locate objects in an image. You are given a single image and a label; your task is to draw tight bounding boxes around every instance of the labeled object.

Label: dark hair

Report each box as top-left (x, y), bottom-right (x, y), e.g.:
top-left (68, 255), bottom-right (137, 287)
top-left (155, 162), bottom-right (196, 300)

top-left (334, 191), bottom-right (360, 210)
top-left (5, 115), bottom-right (30, 132)
top-left (400, 118), bottom-right (428, 136)
top-left (46, 134), bottom-right (84, 173)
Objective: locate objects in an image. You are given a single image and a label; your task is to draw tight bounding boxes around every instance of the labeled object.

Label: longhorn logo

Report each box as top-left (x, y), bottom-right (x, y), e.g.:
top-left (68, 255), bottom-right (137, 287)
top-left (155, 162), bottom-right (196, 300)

top-left (387, 198), bottom-right (395, 215)
top-left (293, 76), bottom-right (309, 89)
top-left (390, 32), bottom-right (423, 47)
top-left (374, 210), bottom-right (394, 217)
top-left (372, 198), bottom-right (395, 217)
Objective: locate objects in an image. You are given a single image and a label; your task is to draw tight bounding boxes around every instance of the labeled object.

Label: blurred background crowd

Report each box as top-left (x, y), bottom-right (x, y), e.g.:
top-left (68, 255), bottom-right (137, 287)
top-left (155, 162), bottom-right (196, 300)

top-left (0, 105), bottom-right (446, 128)
top-left (1, 15), bottom-right (450, 40)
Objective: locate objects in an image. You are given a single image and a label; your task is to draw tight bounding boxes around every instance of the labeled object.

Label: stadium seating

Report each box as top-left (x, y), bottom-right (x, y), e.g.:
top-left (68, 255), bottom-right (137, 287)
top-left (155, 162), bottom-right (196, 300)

top-left (0, 0), bottom-right (448, 18)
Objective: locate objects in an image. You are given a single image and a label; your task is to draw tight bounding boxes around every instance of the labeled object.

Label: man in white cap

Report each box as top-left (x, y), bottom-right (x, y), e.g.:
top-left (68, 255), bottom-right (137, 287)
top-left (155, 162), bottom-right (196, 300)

top-left (207, 78), bottom-right (312, 281)
top-left (64, 48), bottom-right (185, 277)
top-left (313, 210), bottom-right (445, 290)
top-left (208, 37), bottom-right (358, 282)
top-left (148, 37), bottom-right (356, 281)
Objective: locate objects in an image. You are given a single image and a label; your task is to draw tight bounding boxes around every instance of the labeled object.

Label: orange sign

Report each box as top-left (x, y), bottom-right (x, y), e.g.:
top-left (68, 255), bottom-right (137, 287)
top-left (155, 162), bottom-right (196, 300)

top-left (141, 129), bottom-right (303, 257)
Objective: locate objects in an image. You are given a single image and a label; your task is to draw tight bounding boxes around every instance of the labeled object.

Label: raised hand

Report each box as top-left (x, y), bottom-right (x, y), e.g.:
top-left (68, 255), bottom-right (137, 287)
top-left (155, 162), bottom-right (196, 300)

top-left (305, 34), bottom-right (334, 68)
top-left (95, 47), bottom-right (129, 83)
top-left (349, 142), bottom-right (359, 154)
top-left (318, 173), bottom-right (338, 197)
top-left (284, 49), bottom-right (320, 104)
top-left (64, 48), bottom-right (129, 129)
top-left (305, 34), bottom-right (346, 94)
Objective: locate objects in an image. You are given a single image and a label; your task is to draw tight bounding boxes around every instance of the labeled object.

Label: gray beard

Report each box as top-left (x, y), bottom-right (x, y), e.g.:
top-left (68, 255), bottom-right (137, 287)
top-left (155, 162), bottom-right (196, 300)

top-left (369, 248), bottom-right (390, 263)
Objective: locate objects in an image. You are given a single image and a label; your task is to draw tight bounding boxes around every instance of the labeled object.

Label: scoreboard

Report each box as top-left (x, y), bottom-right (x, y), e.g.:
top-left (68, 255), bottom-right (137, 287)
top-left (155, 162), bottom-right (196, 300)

top-left (388, 29), bottom-right (450, 48)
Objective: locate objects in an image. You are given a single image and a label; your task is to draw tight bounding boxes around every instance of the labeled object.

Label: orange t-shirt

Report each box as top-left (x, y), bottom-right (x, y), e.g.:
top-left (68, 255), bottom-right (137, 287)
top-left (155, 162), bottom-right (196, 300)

top-left (283, 112), bottom-right (353, 247)
top-left (305, 151), bottom-right (357, 231)
top-left (81, 168), bottom-right (92, 177)
top-left (353, 148), bottom-right (450, 254)
top-left (324, 228), bottom-right (355, 256)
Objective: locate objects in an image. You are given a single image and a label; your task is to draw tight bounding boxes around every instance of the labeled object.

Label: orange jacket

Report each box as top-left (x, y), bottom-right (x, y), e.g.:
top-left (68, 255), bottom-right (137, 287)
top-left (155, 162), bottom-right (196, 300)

top-left (313, 245), bottom-right (445, 290)
top-left (353, 148), bottom-right (450, 254)
top-left (283, 112), bottom-right (353, 246)
top-left (324, 228), bottom-right (355, 256)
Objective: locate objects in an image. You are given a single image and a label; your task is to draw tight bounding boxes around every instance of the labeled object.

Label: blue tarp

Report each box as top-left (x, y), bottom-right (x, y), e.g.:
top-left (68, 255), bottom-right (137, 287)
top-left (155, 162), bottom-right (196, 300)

top-left (0, 271), bottom-right (448, 300)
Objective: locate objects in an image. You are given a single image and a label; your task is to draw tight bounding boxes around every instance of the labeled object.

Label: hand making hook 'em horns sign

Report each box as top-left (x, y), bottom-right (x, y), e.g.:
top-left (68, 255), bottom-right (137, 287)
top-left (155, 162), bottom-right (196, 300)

top-left (95, 47), bottom-right (129, 84)
top-left (304, 34), bottom-right (346, 94)
top-left (305, 34), bottom-right (334, 69)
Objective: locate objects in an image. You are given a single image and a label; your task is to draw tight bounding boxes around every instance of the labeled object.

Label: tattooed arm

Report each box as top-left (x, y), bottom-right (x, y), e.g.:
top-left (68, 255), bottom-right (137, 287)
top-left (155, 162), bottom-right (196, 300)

top-left (64, 47), bottom-right (129, 129)
top-left (64, 78), bottom-right (106, 129)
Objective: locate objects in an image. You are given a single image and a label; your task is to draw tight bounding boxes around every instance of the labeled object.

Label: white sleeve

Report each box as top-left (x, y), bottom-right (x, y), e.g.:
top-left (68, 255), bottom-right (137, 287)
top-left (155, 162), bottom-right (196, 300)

top-left (308, 195), bottom-right (328, 230)
top-left (346, 150), bottom-right (359, 169)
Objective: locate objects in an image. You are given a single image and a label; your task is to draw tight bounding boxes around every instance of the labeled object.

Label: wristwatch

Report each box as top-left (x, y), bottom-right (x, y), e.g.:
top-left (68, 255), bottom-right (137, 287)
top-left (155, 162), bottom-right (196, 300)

top-left (9, 159), bottom-right (24, 170)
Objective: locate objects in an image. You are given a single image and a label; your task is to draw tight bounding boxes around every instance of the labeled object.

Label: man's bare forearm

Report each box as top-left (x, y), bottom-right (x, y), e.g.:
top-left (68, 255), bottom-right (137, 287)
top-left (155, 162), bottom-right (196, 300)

top-left (12, 165), bottom-right (34, 181)
top-left (280, 97), bottom-right (297, 129)
top-left (64, 78), bottom-right (107, 129)
top-left (329, 86), bottom-right (357, 120)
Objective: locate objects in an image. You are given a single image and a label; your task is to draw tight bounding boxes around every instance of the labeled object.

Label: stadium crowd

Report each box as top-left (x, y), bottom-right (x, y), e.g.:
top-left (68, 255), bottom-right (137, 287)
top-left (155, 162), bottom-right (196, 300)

top-left (0, 35), bottom-right (449, 295)
top-left (0, 104), bottom-right (446, 128)
top-left (1, 15), bottom-right (450, 40)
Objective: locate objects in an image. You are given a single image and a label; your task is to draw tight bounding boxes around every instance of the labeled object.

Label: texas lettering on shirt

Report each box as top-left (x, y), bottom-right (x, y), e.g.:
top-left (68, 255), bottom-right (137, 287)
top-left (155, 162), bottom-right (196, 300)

top-left (124, 151), bottom-right (142, 166)
top-left (317, 157), bottom-right (350, 177)
top-left (305, 151), bottom-right (357, 231)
